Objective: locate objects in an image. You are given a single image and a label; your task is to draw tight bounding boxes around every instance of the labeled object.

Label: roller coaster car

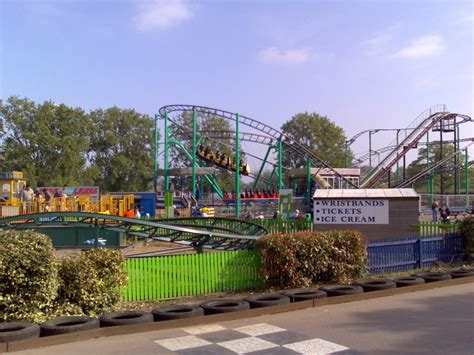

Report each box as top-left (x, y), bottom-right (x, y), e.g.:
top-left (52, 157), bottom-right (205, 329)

top-left (196, 149), bottom-right (250, 176)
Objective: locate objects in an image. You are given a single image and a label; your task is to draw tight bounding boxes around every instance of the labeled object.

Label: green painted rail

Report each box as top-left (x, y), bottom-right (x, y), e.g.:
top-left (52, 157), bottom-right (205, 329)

top-left (123, 250), bottom-right (264, 301)
top-left (415, 222), bottom-right (458, 236)
top-left (251, 218), bottom-right (313, 235)
top-left (0, 212), bottom-right (260, 250)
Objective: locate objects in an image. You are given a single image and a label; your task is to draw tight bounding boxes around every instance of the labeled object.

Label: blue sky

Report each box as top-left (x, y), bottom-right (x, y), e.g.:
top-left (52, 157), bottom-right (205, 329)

top-left (1, 0), bottom-right (473, 162)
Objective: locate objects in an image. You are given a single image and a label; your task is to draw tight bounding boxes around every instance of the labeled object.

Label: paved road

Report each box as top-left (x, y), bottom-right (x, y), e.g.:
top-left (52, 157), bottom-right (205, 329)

top-left (13, 283), bottom-right (474, 354)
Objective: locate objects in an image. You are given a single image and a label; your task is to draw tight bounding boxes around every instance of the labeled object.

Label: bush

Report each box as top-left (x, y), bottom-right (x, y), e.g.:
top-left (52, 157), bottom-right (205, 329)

top-left (458, 217), bottom-right (474, 261)
top-left (58, 248), bottom-right (127, 315)
top-left (255, 230), bottom-right (367, 288)
top-left (0, 230), bottom-right (59, 323)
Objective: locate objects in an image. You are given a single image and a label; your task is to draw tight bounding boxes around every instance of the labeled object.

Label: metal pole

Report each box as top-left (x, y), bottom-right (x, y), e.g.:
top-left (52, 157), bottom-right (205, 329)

top-left (192, 108), bottom-right (197, 198)
top-left (344, 141), bottom-right (348, 168)
top-left (426, 131), bottom-right (432, 203)
top-left (154, 114), bottom-right (158, 192)
top-left (369, 131), bottom-right (372, 169)
top-left (440, 126), bottom-right (444, 195)
top-left (235, 113), bottom-right (241, 218)
top-left (253, 144), bottom-right (272, 190)
top-left (403, 153), bottom-right (406, 181)
top-left (454, 117), bottom-right (457, 194)
top-left (396, 130), bottom-right (400, 183)
top-left (164, 112), bottom-right (169, 191)
top-left (278, 139), bottom-right (283, 189)
top-left (306, 159), bottom-right (311, 211)
top-left (456, 122), bottom-right (461, 194)
top-left (465, 148), bottom-right (469, 209)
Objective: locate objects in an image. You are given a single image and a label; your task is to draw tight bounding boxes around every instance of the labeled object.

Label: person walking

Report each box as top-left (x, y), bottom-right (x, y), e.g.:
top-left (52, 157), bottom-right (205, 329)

top-left (431, 200), bottom-right (440, 221)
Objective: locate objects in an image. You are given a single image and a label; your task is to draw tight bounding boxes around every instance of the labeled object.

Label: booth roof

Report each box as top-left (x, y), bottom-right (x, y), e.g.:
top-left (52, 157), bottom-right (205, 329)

top-left (313, 188), bottom-right (419, 199)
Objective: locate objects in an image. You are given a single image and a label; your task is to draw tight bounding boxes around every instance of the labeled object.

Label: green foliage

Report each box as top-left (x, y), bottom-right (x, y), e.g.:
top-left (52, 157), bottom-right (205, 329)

top-left (0, 97), bottom-right (91, 187)
top-left (0, 230), bottom-right (60, 323)
top-left (458, 217), bottom-right (474, 261)
top-left (406, 142), bottom-right (469, 193)
top-left (255, 230), bottom-right (367, 288)
top-left (58, 248), bottom-right (128, 315)
top-left (281, 112), bottom-right (351, 169)
top-left (88, 107), bottom-right (154, 192)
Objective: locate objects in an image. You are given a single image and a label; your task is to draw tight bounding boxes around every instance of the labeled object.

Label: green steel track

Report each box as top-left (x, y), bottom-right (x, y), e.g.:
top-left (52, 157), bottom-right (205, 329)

top-left (0, 213), bottom-right (267, 250)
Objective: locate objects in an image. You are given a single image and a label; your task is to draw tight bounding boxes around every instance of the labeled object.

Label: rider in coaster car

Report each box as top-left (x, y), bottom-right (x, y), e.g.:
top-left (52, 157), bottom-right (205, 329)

top-left (214, 150), bottom-right (221, 163)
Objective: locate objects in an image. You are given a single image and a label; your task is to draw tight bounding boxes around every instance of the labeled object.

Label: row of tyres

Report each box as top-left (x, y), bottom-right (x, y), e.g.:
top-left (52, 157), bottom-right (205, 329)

top-left (1, 268), bottom-right (473, 343)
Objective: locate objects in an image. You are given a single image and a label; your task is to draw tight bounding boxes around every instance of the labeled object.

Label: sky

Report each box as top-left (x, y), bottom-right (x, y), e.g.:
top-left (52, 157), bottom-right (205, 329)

top-left (1, 0), bottom-right (473, 164)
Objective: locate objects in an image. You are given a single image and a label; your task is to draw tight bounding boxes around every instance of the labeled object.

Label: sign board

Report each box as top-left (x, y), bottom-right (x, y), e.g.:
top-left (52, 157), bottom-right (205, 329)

top-left (314, 199), bottom-right (389, 224)
top-left (39, 186), bottom-right (100, 199)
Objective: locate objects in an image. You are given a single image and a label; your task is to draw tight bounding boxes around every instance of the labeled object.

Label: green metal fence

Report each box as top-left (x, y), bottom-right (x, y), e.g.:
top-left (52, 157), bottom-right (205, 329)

top-left (417, 222), bottom-right (458, 236)
top-left (123, 250), bottom-right (264, 301)
top-left (252, 217), bottom-right (313, 235)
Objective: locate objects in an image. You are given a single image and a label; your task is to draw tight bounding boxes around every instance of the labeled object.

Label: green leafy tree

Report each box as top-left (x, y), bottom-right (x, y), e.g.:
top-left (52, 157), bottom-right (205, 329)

top-left (0, 96), bottom-right (90, 187)
top-left (88, 107), bottom-right (154, 192)
top-left (406, 142), bottom-right (469, 194)
top-left (281, 112), bottom-right (351, 169)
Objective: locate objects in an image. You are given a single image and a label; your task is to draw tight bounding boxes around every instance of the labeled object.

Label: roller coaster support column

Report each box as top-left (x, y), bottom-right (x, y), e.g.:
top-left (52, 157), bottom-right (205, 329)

top-left (465, 148), bottom-right (469, 209)
top-left (396, 130), bottom-right (400, 183)
top-left (426, 132), bottom-right (433, 204)
top-left (456, 123), bottom-right (461, 194)
top-left (278, 139), bottom-right (283, 190)
top-left (192, 108), bottom-right (197, 199)
top-left (253, 145), bottom-right (272, 190)
top-left (306, 159), bottom-right (311, 211)
top-left (235, 113), bottom-right (241, 217)
top-left (154, 114), bottom-right (159, 192)
top-left (369, 131), bottom-right (373, 169)
top-left (164, 112), bottom-right (169, 192)
top-left (344, 141), bottom-right (349, 168)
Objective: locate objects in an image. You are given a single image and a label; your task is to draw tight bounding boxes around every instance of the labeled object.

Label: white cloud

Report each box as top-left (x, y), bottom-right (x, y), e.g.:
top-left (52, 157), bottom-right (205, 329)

top-left (258, 47), bottom-right (312, 65)
top-left (134, 0), bottom-right (193, 32)
top-left (361, 24), bottom-right (401, 56)
top-left (391, 35), bottom-right (445, 59)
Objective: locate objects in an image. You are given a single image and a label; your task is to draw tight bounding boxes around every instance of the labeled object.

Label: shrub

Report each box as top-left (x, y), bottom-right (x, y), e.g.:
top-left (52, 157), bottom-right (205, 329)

top-left (458, 217), bottom-right (474, 261)
top-left (58, 248), bottom-right (128, 315)
top-left (0, 230), bottom-right (59, 322)
top-left (255, 230), bottom-right (367, 288)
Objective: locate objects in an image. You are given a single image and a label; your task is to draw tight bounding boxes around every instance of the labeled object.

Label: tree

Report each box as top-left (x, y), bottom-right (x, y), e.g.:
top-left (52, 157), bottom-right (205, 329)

top-left (281, 112), bottom-right (351, 169)
top-left (0, 96), bottom-right (91, 187)
top-left (88, 107), bottom-right (154, 192)
top-left (405, 142), bottom-right (467, 194)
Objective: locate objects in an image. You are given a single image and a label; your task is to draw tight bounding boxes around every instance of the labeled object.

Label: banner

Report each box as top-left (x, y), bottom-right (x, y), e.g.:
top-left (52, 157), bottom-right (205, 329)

top-left (314, 199), bottom-right (389, 224)
top-left (39, 186), bottom-right (100, 199)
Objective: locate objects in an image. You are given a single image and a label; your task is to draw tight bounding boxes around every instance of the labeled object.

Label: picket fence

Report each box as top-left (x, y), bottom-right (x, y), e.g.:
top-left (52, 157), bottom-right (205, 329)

top-left (123, 232), bottom-right (465, 301)
top-left (123, 250), bottom-right (264, 301)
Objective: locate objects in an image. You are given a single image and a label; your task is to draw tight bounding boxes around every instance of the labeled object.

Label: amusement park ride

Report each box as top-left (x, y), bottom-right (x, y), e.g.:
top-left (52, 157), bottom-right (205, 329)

top-left (154, 104), bottom-right (472, 216)
top-left (0, 104), bottom-right (471, 249)
top-left (0, 104), bottom-right (472, 218)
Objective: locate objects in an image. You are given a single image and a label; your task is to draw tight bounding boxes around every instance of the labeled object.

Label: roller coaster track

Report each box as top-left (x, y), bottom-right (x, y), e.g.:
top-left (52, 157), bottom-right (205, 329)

top-left (0, 213), bottom-right (266, 250)
top-left (353, 138), bottom-right (474, 166)
top-left (361, 108), bottom-right (471, 188)
top-left (395, 142), bottom-right (474, 188)
top-left (159, 105), bottom-right (358, 188)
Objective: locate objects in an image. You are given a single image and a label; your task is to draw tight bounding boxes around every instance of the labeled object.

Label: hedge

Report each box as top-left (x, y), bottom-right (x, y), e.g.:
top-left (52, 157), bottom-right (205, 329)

top-left (1, 230), bottom-right (127, 322)
top-left (58, 248), bottom-right (128, 316)
top-left (255, 230), bottom-right (367, 288)
top-left (0, 230), bottom-right (59, 322)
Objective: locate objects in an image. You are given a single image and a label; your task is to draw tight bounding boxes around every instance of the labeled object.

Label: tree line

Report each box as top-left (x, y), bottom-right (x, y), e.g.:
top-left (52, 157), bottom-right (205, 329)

top-left (3, 96), bottom-right (463, 194)
top-left (0, 97), bottom-right (154, 192)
